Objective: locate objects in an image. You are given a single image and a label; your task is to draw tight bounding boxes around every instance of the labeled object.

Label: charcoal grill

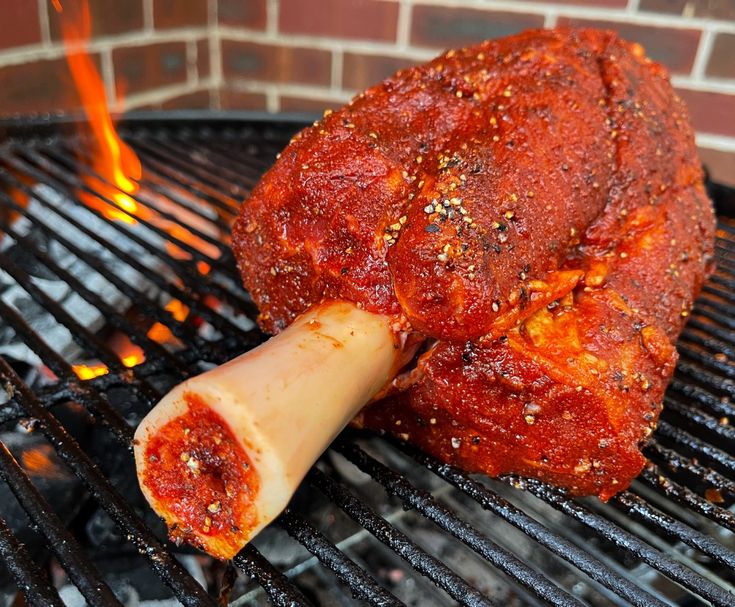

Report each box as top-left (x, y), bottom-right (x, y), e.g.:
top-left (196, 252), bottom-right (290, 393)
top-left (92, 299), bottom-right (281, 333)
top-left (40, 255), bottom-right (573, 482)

top-left (0, 112), bottom-right (733, 607)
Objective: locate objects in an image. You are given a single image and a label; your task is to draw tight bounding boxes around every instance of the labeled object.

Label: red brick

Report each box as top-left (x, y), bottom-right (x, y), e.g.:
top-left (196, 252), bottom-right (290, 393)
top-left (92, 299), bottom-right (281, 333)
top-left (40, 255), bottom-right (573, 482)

top-left (557, 18), bottom-right (700, 74)
top-left (113, 42), bottom-right (188, 95)
top-left (698, 147), bottom-right (735, 187)
top-left (279, 0), bottom-right (398, 41)
top-left (49, 0), bottom-right (143, 39)
top-left (706, 33), bottom-right (735, 80)
top-left (640, 0), bottom-right (735, 19)
top-left (221, 40), bottom-right (331, 86)
top-left (0, 0), bottom-right (41, 49)
top-left (279, 95), bottom-right (339, 113)
top-left (219, 88), bottom-right (268, 110)
top-left (411, 5), bottom-right (544, 49)
top-left (154, 0), bottom-right (208, 29)
top-left (343, 53), bottom-right (414, 91)
top-left (638, 0), bottom-right (686, 12)
top-left (0, 55), bottom-right (103, 115)
top-left (198, 40), bottom-right (211, 79)
top-left (161, 89), bottom-right (211, 109)
top-left (676, 88), bottom-right (735, 138)
top-left (218, 0), bottom-right (266, 28)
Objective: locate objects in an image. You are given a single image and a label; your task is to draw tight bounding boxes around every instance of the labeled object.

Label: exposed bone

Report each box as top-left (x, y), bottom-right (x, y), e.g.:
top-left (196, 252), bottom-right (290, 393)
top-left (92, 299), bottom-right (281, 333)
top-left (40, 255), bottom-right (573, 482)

top-left (134, 300), bottom-right (402, 559)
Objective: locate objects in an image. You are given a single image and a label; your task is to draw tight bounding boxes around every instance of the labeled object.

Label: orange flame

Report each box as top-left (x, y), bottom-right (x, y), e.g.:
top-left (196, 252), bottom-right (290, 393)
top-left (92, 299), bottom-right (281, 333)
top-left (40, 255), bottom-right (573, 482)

top-left (21, 445), bottom-right (67, 480)
top-left (73, 331), bottom-right (146, 380)
top-left (72, 362), bottom-right (109, 380)
top-left (55, 0), bottom-right (142, 224)
top-left (147, 299), bottom-right (189, 345)
top-left (110, 332), bottom-right (146, 368)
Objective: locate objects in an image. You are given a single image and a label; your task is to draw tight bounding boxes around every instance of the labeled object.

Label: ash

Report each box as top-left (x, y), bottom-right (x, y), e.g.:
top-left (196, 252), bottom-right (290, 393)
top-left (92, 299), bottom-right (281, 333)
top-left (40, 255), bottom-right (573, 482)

top-left (0, 184), bottom-right (171, 370)
top-left (0, 183), bottom-right (202, 606)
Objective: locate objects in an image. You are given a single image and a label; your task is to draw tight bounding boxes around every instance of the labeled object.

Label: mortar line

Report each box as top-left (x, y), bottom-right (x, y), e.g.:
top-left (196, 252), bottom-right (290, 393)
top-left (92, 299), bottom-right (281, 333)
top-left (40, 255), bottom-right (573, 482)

top-left (331, 49), bottom-right (343, 92)
top-left (37, 0), bottom-right (51, 46)
top-left (690, 28), bottom-right (716, 81)
top-left (142, 0), bottom-right (154, 32)
top-left (396, 0), bottom-right (412, 49)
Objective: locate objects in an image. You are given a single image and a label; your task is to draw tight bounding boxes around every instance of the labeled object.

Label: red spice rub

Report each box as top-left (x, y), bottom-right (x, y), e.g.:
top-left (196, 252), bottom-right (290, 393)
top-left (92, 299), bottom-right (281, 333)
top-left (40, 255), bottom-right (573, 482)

top-left (140, 394), bottom-right (259, 559)
top-left (232, 28), bottom-right (715, 498)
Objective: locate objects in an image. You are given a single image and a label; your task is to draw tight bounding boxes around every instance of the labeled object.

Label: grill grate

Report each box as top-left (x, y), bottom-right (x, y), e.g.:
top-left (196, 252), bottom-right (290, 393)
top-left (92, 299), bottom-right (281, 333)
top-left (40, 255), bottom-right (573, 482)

top-left (0, 113), bottom-right (732, 606)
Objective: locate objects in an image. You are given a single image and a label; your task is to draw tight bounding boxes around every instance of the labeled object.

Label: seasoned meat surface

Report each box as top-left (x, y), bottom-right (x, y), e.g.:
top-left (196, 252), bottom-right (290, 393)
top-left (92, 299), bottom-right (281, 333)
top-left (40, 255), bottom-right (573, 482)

top-left (232, 28), bottom-right (715, 498)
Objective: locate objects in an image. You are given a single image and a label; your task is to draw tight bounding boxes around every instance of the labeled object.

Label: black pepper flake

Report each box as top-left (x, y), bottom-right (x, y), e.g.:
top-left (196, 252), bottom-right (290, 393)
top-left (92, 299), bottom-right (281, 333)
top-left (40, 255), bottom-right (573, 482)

top-left (461, 341), bottom-right (475, 364)
top-left (424, 224), bottom-right (440, 233)
top-left (340, 267), bottom-right (349, 275)
top-left (493, 244), bottom-right (502, 253)
top-left (471, 436), bottom-right (481, 445)
top-left (499, 335), bottom-right (508, 343)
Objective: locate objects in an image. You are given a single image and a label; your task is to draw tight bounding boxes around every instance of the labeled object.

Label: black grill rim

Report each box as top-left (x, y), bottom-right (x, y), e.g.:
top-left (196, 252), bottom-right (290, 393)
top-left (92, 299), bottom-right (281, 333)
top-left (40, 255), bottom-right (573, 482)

top-left (0, 111), bottom-right (732, 607)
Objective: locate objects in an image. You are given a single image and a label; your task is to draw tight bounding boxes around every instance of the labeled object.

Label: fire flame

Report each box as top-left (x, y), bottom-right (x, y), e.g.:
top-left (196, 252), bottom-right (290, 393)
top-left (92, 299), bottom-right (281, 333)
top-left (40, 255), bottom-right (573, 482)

top-left (21, 444), bottom-right (68, 480)
top-left (72, 362), bottom-right (109, 380)
top-left (72, 331), bottom-right (146, 380)
top-left (55, 0), bottom-right (142, 224)
top-left (147, 299), bottom-right (189, 345)
top-left (56, 2), bottom-right (223, 374)
top-left (110, 332), bottom-right (146, 368)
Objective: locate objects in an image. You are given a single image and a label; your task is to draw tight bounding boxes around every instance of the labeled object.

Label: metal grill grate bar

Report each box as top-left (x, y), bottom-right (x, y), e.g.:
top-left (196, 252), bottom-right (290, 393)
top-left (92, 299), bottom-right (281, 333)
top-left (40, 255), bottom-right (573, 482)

top-left (0, 298), bottom-right (136, 443)
top-left (278, 509), bottom-right (406, 607)
top-left (0, 357), bottom-right (217, 607)
top-left (332, 443), bottom-right (585, 606)
top-left (0, 118), bottom-right (733, 606)
top-left (0, 442), bottom-right (123, 606)
top-left (233, 545), bottom-right (314, 607)
top-left (0, 250), bottom-right (163, 405)
top-left (0, 214), bottom-right (187, 374)
top-left (388, 439), bottom-right (670, 607)
top-left (0, 514), bottom-right (65, 607)
top-left (523, 479), bottom-right (735, 607)
top-left (308, 466), bottom-right (498, 607)
top-left (9, 148), bottom-right (249, 314)
top-left (636, 464), bottom-right (735, 532)
top-left (645, 440), bottom-right (735, 497)
top-left (614, 487), bottom-right (735, 568)
top-left (0, 162), bottom-right (249, 344)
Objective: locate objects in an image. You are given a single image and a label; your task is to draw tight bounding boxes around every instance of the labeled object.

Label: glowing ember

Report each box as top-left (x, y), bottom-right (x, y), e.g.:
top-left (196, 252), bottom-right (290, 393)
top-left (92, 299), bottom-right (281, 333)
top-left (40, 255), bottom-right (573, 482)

top-left (21, 445), bottom-right (68, 480)
top-left (55, 0), bottom-right (142, 224)
top-left (107, 331), bottom-right (146, 368)
top-left (164, 224), bottom-right (220, 263)
top-left (72, 362), bottom-right (109, 380)
top-left (122, 351), bottom-right (145, 368)
top-left (147, 299), bottom-right (189, 345)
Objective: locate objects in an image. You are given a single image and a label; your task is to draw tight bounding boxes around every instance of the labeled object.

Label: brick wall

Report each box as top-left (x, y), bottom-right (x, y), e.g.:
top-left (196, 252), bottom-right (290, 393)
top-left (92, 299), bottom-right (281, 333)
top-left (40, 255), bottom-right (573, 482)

top-left (1, 0), bottom-right (734, 184)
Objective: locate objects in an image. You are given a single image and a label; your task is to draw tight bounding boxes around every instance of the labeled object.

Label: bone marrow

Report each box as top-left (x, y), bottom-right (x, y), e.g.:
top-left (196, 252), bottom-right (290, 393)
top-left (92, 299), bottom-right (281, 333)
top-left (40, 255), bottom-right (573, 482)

top-left (138, 393), bottom-right (259, 559)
